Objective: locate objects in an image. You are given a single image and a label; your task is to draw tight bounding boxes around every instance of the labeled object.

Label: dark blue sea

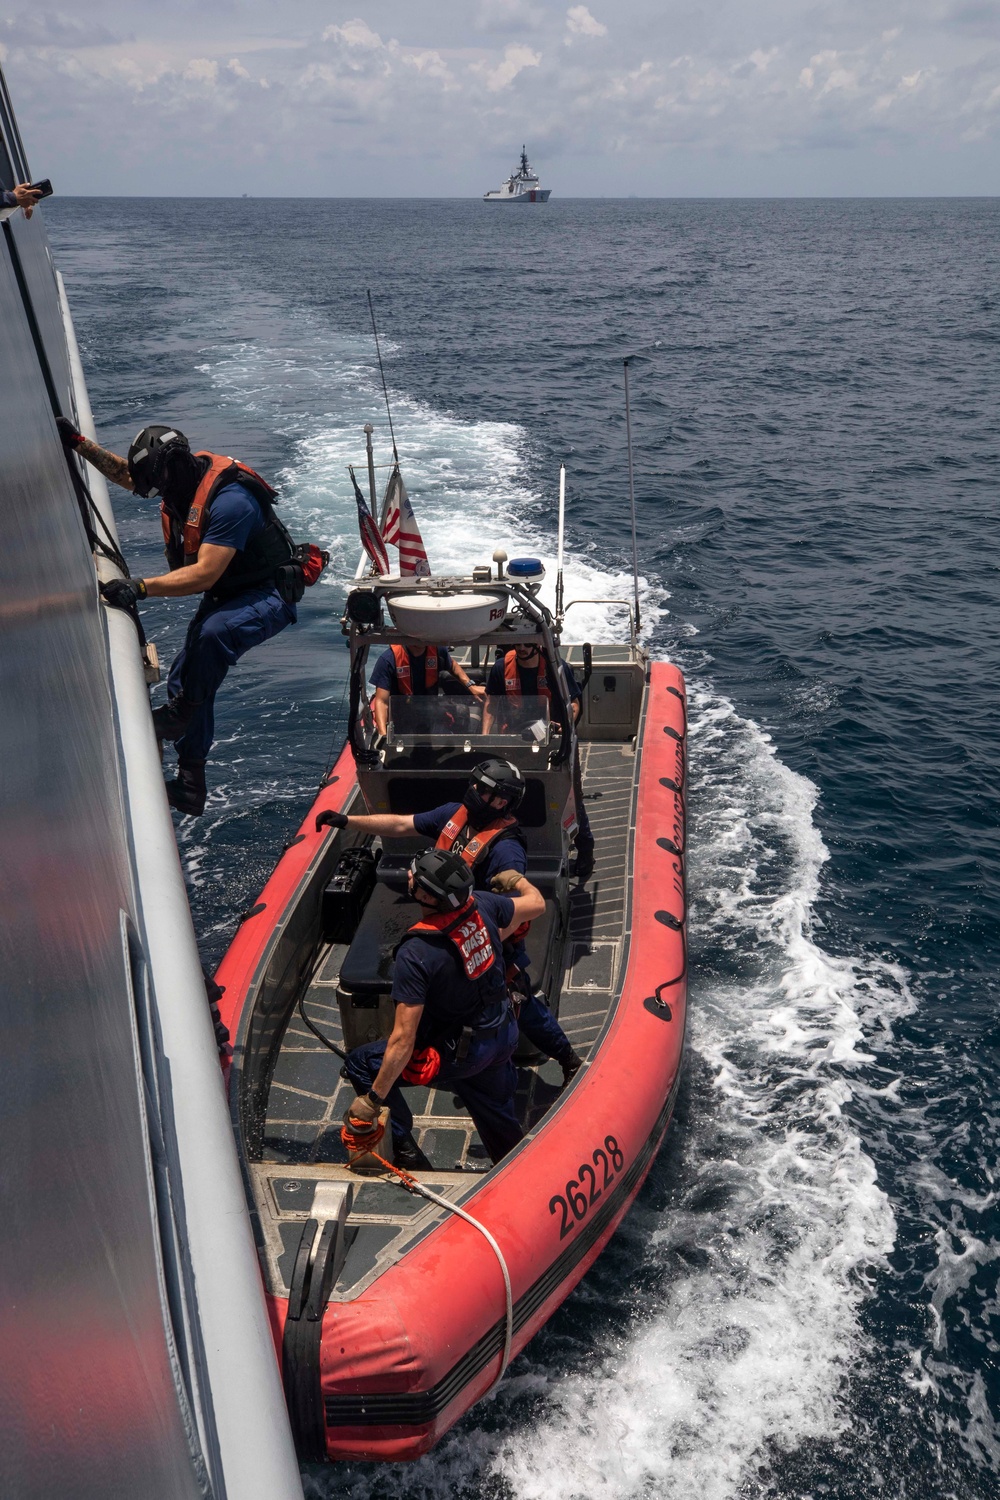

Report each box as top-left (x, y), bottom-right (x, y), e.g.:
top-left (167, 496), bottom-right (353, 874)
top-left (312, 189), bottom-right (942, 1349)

top-left (48, 197), bottom-right (1000, 1500)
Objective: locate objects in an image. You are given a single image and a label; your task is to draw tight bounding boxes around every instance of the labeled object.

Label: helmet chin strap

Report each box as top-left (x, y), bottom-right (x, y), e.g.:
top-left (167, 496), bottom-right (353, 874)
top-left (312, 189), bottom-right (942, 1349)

top-left (463, 787), bottom-right (502, 828)
top-left (160, 451), bottom-right (209, 512)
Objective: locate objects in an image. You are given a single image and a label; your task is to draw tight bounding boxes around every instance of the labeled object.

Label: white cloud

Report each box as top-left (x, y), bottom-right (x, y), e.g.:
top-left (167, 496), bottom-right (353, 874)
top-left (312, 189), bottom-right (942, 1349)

top-left (401, 49), bottom-right (452, 82)
top-left (476, 0), bottom-right (543, 33)
top-left (183, 57), bottom-right (218, 84)
top-left (1, 0), bottom-right (998, 194)
top-left (565, 5), bottom-right (607, 39)
top-left (322, 20), bottom-right (383, 50)
top-left (480, 42), bottom-right (541, 91)
top-left (0, 9), bottom-right (119, 49)
top-left (748, 48), bottom-right (777, 72)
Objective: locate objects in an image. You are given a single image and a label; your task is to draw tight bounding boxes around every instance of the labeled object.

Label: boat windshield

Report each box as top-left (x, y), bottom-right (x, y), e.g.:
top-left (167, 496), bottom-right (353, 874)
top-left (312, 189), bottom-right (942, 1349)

top-left (386, 694), bottom-right (551, 747)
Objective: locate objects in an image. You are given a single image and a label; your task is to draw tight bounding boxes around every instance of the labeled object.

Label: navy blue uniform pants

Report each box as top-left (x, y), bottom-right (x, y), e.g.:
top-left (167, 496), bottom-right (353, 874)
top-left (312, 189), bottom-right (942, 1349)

top-left (167, 586), bottom-right (296, 762)
top-left (517, 989), bottom-right (574, 1062)
top-left (345, 1009), bottom-right (523, 1164)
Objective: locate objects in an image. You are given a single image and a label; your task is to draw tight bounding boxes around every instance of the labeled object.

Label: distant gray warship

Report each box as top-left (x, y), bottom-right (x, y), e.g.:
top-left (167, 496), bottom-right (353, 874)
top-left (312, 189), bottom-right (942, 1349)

top-left (483, 146), bottom-right (551, 202)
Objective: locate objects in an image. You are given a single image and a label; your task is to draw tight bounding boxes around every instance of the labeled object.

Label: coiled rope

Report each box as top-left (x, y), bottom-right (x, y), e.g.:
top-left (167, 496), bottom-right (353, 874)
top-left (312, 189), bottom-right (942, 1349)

top-left (341, 1115), bottom-right (513, 1387)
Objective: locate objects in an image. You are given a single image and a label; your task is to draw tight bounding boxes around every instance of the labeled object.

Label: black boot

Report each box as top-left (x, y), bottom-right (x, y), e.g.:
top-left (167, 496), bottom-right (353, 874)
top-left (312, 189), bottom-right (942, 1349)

top-left (393, 1132), bottom-right (432, 1171)
top-left (571, 842), bottom-right (595, 881)
top-left (166, 758), bottom-right (207, 817)
top-left (559, 1049), bottom-right (584, 1085)
top-left (152, 695), bottom-right (198, 744)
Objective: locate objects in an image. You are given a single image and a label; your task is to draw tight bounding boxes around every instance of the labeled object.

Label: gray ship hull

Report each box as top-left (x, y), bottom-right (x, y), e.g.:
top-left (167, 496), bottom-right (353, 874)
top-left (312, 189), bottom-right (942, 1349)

top-left (0, 65), bottom-right (301, 1499)
top-left (482, 189), bottom-right (551, 202)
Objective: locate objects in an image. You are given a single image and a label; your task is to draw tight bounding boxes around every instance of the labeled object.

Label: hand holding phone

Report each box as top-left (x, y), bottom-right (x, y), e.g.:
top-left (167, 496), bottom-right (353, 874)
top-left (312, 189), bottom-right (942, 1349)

top-left (28, 179), bottom-right (53, 199)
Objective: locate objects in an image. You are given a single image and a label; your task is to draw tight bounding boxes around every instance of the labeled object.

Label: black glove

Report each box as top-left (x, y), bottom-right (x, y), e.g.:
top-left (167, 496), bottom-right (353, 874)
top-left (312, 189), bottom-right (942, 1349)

top-left (56, 415), bottom-right (85, 449)
top-left (100, 577), bottom-right (147, 610)
top-left (316, 809), bottom-right (348, 832)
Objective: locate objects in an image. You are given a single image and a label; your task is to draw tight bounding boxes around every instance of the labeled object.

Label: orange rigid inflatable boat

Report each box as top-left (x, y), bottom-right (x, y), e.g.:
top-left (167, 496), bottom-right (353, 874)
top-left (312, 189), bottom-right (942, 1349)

top-left (215, 566), bottom-right (687, 1462)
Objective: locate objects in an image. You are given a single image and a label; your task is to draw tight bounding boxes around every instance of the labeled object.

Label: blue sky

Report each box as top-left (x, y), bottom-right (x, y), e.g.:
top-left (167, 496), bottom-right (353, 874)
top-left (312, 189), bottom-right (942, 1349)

top-left (2, 1), bottom-right (998, 195)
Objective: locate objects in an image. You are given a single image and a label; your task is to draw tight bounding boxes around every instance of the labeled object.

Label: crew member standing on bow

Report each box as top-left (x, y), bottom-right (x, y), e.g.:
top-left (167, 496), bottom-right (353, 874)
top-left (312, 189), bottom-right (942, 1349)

top-left (317, 758), bottom-right (584, 1082)
top-left (57, 420), bottom-right (306, 816)
top-left (342, 850), bottom-right (544, 1169)
top-left (369, 639), bottom-right (485, 738)
top-left (482, 641), bottom-right (595, 880)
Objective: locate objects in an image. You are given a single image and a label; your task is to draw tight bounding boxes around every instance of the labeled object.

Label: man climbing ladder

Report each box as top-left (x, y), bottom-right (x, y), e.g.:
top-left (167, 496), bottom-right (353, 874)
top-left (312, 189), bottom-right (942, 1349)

top-left (59, 418), bottom-right (324, 815)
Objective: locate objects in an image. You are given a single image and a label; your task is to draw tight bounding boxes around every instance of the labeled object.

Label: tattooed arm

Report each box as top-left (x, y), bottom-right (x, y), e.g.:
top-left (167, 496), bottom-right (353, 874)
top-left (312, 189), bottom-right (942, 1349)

top-left (76, 437), bottom-right (134, 492)
top-left (57, 417), bottom-right (134, 490)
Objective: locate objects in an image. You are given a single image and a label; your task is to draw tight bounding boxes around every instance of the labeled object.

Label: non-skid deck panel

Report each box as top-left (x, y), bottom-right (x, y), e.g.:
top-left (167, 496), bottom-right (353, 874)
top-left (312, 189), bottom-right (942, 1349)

top-left (559, 741), bottom-right (633, 1050)
top-left (256, 738), bottom-right (638, 1295)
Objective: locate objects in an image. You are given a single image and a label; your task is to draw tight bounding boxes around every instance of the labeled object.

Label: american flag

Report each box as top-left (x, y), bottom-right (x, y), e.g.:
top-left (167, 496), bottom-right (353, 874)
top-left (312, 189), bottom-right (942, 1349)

top-left (350, 466), bottom-right (390, 576)
top-left (381, 465), bottom-right (430, 577)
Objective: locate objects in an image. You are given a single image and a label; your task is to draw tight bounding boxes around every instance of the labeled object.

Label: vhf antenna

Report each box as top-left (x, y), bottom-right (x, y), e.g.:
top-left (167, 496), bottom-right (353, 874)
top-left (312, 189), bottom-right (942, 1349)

top-left (367, 289), bottom-right (399, 464)
top-left (623, 358), bottom-right (641, 639)
top-left (556, 465), bottom-right (566, 626)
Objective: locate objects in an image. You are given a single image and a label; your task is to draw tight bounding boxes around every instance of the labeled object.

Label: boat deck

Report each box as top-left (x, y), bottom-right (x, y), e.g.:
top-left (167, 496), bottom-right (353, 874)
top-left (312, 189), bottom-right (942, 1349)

top-left (251, 739), bottom-right (636, 1299)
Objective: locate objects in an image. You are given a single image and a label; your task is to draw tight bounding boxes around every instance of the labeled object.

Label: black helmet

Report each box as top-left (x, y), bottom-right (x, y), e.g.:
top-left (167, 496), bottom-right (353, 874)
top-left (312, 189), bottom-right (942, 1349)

top-left (128, 424), bottom-right (190, 498)
top-left (409, 849), bottom-right (474, 911)
top-left (463, 758), bottom-right (525, 826)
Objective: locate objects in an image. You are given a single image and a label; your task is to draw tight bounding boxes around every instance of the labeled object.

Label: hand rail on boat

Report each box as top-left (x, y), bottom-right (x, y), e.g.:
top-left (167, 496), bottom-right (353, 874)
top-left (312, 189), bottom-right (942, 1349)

top-left (561, 597), bottom-right (638, 647)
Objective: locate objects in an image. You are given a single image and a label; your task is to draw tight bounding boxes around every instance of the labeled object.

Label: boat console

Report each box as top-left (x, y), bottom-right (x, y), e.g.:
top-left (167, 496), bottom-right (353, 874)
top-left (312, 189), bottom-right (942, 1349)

top-left (332, 567), bottom-right (589, 1050)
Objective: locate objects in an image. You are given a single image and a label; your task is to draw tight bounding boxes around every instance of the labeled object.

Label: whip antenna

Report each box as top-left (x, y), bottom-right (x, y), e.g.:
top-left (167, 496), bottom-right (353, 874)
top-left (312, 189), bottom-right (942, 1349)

top-left (623, 358), bottom-right (641, 639)
top-left (367, 289), bottom-right (399, 464)
top-left (556, 464), bottom-right (566, 625)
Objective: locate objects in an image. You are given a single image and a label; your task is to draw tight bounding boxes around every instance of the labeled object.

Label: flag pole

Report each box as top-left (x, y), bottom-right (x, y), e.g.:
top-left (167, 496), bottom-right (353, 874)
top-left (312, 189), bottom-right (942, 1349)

top-left (556, 465), bottom-right (566, 625)
top-left (364, 422), bottom-right (378, 516)
top-left (623, 359), bottom-right (641, 640)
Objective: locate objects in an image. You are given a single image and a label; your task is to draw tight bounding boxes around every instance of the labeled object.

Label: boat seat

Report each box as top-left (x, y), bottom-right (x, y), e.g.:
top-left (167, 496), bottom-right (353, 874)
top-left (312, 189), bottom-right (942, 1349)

top-left (339, 882), bottom-right (422, 997)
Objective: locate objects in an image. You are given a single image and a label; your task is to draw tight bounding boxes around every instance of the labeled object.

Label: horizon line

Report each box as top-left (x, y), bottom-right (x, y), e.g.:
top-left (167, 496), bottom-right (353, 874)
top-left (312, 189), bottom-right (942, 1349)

top-left (42, 192), bottom-right (1000, 201)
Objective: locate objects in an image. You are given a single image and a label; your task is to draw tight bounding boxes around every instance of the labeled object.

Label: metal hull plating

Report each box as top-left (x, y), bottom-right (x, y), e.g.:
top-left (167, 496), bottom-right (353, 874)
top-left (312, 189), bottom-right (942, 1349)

top-left (482, 189), bottom-right (552, 203)
top-left (0, 64), bottom-right (301, 1499)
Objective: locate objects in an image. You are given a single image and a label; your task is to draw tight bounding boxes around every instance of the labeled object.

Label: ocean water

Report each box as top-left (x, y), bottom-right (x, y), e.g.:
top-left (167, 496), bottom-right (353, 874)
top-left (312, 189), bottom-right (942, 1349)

top-left (48, 197), bottom-right (1000, 1499)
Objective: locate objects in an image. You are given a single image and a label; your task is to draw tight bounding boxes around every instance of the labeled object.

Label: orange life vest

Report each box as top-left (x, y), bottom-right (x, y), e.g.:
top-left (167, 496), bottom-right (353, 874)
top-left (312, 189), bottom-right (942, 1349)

top-left (406, 897), bottom-right (498, 983)
top-left (391, 643), bottom-right (439, 694)
top-left (159, 451), bottom-right (277, 566)
top-left (502, 649), bottom-right (550, 701)
top-left (435, 803), bottom-right (518, 871)
top-left (437, 805), bottom-right (532, 953)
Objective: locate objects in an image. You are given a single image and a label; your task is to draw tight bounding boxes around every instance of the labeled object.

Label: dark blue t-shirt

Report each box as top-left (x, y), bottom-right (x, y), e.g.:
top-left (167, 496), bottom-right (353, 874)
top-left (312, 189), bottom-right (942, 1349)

top-left (370, 646), bottom-right (456, 695)
top-left (485, 656), bottom-right (581, 704)
top-left (392, 890), bottom-right (514, 1039)
top-left (203, 481), bottom-right (266, 553)
top-left (412, 802), bottom-right (527, 887)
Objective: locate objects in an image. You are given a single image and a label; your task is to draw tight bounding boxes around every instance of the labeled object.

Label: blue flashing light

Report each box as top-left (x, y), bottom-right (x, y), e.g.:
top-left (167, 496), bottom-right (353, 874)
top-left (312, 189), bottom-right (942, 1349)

top-left (507, 557), bottom-right (545, 579)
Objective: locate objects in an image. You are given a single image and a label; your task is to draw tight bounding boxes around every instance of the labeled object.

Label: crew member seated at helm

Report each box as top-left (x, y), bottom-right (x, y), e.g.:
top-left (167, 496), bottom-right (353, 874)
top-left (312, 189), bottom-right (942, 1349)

top-left (342, 850), bottom-right (544, 1169)
top-left (482, 642), bottom-right (595, 880)
top-left (55, 418), bottom-right (300, 817)
top-left (317, 758), bottom-right (584, 1083)
top-left (369, 640), bottom-right (485, 738)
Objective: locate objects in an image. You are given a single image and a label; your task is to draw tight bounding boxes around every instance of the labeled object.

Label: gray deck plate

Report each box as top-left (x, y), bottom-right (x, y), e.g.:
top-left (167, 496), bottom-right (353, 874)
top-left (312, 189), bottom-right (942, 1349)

top-left (256, 739), bottom-right (637, 1298)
